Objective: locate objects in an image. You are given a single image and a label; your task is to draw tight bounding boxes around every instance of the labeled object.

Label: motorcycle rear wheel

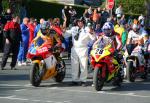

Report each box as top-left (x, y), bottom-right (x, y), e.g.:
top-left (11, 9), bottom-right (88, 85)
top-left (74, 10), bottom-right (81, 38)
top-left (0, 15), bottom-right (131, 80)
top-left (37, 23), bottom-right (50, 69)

top-left (126, 61), bottom-right (135, 82)
top-left (93, 67), bottom-right (105, 91)
top-left (54, 60), bottom-right (66, 83)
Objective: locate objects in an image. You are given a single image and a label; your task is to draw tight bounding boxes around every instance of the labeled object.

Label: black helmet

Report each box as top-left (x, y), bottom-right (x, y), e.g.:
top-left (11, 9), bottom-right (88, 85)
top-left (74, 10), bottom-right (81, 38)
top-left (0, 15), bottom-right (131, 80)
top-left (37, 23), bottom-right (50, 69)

top-left (40, 21), bottom-right (50, 35)
top-left (40, 21), bottom-right (50, 30)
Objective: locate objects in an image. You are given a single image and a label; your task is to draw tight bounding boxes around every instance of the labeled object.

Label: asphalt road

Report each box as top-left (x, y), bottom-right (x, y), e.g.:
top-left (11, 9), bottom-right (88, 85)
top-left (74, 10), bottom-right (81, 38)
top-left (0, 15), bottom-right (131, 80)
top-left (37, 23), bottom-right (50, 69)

top-left (0, 60), bottom-right (150, 103)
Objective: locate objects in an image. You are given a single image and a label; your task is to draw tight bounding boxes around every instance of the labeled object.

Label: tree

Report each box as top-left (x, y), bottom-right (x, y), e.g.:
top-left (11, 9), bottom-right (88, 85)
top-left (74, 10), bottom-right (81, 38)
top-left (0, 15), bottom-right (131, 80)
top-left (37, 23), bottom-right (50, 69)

top-left (145, 0), bottom-right (150, 28)
top-left (115, 0), bottom-right (145, 15)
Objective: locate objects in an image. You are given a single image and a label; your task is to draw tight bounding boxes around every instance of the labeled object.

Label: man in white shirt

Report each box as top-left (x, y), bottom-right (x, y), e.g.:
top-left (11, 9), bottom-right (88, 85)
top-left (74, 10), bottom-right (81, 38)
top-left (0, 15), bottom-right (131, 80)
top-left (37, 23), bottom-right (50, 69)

top-left (64, 17), bottom-right (96, 86)
top-left (115, 4), bottom-right (123, 19)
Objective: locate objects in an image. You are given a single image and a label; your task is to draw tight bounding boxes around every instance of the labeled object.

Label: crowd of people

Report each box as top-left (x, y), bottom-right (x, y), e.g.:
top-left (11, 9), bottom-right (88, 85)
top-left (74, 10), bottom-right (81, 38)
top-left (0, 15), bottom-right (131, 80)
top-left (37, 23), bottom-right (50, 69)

top-left (0, 4), bottom-right (150, 86)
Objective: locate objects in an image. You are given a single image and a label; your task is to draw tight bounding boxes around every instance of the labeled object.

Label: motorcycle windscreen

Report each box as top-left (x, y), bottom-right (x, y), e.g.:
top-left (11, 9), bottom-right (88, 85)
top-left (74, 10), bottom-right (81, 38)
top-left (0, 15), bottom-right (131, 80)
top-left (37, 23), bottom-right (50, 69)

top-left (28, 44), bottom-right (37, 54)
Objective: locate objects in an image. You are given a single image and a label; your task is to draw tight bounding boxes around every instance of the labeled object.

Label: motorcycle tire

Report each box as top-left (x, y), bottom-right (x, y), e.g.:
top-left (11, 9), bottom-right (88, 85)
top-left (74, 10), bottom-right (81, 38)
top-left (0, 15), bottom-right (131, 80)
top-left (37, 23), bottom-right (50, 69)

top-left (54, 60), bottom-right (66, 83)
top-left (141, 67), bottom-right (148, 79)
top-left (30, 63), bottom-right (45, 87)
top-left (126, 61), bottom-right (135, 82)
top-left (93, 67), bottom-right (105, 91)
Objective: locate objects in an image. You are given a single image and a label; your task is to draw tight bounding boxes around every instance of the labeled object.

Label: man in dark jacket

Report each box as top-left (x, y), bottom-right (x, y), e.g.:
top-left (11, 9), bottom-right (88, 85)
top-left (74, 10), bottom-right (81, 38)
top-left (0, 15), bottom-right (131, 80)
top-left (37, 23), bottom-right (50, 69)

top-left (1, 16), bottom-right (22, 70)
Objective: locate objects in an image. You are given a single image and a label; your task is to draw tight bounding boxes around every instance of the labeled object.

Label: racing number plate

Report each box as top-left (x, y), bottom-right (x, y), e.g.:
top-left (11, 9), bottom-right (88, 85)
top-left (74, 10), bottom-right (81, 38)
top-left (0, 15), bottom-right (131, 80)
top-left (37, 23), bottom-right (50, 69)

top-left (95, 48), bottom-right (103, 55)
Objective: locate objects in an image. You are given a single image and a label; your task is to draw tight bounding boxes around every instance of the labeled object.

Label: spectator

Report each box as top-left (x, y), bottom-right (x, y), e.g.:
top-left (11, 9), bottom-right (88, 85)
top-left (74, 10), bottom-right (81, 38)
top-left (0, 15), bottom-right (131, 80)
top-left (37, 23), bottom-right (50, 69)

top-left (115, 4), bottom-right (123, 19)
top-left (138, 14), bottom-right (145, 26)
top-left (28, 17), bottom-right (35, 46)
top-left (20, 3), bottom-right (27, 23)
top-left (62, 5), bottom-right (70, 27)
top-left (33, 19), bottom-right (37, 26)
top-left (34, 18), bottom-right (45, 46)
top-left (83, 6), bottom-right (93, 23)
top-left (92, 9), bottom-right (100, 29)
top-left (34, 18), bottom-right (45, 37)
top-left (101, 8), bottom-right (110, 27)
top-left (68, 6), bottom-right (77, 25)
top-left (1, 16), bottom-right (22, 70)
top-left (4, 8), bottom-right (12, 23)
top-left (97, 7), bottom-right (102, 24)
top-left (17, 17), bottom-right (29, 66)
top-left (47, 18), bottom-right (53, 26)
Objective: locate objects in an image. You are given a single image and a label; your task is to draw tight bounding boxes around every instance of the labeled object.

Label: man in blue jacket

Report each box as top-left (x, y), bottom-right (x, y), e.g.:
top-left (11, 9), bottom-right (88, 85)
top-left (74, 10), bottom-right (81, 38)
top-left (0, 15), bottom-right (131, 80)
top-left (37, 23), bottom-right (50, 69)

top-left (17, 17), bottom-right (29, 66)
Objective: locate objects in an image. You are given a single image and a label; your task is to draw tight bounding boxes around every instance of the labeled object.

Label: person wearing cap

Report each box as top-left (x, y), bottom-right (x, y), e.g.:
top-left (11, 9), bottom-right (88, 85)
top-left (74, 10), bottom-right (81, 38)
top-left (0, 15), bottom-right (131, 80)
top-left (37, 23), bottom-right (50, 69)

top-left (1, 16), bottom-right (22, 70)
top-left (64, 17), bottom-right (96, 86)
top-left (17, 17), bottom-right (29, 66)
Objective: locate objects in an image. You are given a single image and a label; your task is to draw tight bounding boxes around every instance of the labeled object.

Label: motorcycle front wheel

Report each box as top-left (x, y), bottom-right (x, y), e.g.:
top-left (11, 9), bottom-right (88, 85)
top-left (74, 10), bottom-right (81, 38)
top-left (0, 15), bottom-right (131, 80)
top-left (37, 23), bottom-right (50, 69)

top-left (126, 61), bottom-right (135, 82)
top-left (93, 67), bottom-right (105, 91)
top-left (30, 62), bottom-right (45, 87)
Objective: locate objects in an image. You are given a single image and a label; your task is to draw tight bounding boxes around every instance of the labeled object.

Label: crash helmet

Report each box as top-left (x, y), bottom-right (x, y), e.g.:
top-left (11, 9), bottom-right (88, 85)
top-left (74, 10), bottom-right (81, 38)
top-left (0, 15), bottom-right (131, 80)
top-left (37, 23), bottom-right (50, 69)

top-left (40, 21), bottom-right (50, 35)
top-left (102, 22), bottom-right (114, 37)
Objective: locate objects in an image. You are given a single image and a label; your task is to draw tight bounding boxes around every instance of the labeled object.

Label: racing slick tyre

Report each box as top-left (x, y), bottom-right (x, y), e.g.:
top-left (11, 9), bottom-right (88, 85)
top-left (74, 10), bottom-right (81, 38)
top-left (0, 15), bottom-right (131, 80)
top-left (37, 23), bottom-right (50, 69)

top-left (93, 67), bottom-right (105, 91)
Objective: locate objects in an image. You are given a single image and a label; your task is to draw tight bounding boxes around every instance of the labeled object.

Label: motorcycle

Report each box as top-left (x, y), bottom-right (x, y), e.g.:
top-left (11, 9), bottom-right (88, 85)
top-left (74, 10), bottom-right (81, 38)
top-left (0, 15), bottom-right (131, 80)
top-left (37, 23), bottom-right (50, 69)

top-left (125, 44), bottom-right (148, 82)
top-left (90, 45), bottom-right (122, 91)
top-left (27, 43), bottom-right (66, 87)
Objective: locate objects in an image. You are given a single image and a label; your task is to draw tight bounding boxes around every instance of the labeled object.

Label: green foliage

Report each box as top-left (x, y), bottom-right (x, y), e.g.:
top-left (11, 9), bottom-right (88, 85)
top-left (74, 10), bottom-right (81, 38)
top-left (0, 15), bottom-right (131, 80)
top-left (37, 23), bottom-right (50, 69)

top-left (115, 0), bottom-right (145, 15)
top-left (2, 0), bottom-right (9, 12)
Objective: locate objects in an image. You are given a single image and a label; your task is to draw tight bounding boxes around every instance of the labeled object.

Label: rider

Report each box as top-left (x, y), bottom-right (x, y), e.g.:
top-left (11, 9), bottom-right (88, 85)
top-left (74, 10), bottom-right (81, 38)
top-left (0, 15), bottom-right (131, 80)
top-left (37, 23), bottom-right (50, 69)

top-left (93, 22), bottom-right (122, 54)
top-left (126, 20), bottom-right (148, 67)
top-left (92, 22), bottom-right (123, 78)
top-left (33, 21), bottom-right (62, 49)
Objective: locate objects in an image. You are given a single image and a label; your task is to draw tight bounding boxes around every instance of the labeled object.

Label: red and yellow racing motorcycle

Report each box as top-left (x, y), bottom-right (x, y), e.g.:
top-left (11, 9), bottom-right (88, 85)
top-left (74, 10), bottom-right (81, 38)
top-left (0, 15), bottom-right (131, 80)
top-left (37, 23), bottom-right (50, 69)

top-left (27, 43), bottom-right (66, 87)
top-left (90, 45), bottom-right (123, 91)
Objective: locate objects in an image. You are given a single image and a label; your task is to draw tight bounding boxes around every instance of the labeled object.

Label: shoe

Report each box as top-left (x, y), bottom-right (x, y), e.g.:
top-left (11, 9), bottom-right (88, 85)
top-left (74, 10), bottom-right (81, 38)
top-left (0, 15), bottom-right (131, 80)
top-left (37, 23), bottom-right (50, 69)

top-left (1, 67), bottom-right (4, 70)
top-left (81, 82), bottom-right (88, 87)
top-left (70, 81), bottom-right (79, 86)
top-left (11, 67), bottom-right (17, 70)
top-left (22, 62), bottom-right (27, 66)
top-left (18, 61), bottom-right (22, 66)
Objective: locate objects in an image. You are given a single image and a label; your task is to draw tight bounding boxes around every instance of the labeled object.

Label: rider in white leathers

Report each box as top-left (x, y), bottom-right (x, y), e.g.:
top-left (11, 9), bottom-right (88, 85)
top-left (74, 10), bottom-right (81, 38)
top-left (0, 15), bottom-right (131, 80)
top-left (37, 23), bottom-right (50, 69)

top-left (125, 23), bottom-right (148, 66)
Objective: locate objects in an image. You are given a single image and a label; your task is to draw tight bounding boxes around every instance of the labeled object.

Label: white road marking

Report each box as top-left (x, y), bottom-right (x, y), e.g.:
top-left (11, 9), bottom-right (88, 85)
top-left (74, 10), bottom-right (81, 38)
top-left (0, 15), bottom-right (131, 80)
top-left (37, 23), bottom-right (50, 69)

top-left (45, 101), bottom-right (53, 103)
top-left (0, 95), bottom-right (16, 98)
top-left (15, 89), bottom-right (27, 92)
top-left (1, 83), bottom-right (150, 98)
top-left (0, 95), bottom-right (71, 103)
top-left (0, 96), bottom-right (28, 101)
top-left (7, 97), bottom-right (29, 101)
top-left (0, 84), bottom-right (22, 87)
top-left (47, 87), bottom-right (150, 98)
top-left (24, 84), bottom-right (32, 87)
top-left (32, 100), bottom-right (41, 102)
top-left (0, 84), bottom-right (31, 87)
